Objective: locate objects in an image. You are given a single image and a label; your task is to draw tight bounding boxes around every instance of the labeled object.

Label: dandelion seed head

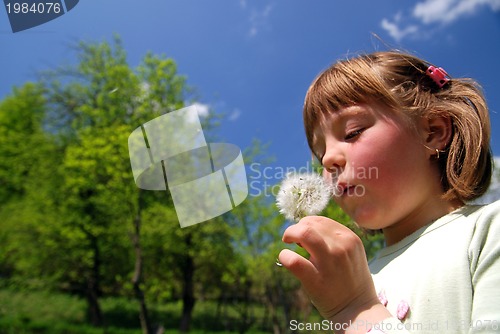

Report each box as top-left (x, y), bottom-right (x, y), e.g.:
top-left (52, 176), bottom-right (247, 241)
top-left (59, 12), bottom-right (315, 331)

top-left (276, 172), bottom-right (332, 222)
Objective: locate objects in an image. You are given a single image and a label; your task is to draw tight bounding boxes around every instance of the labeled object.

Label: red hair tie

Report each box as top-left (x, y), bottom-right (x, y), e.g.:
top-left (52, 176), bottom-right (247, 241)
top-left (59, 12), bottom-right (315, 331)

top-left (426, 65), bottom-right (450, 88)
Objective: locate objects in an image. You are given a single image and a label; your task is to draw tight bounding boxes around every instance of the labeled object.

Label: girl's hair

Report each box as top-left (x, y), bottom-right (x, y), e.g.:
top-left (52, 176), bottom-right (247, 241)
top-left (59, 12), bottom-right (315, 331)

top-left (304, 51), bottom-right (492, 203)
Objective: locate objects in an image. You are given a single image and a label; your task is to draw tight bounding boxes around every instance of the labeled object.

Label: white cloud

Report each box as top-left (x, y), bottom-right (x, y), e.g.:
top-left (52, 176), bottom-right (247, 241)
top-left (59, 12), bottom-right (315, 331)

top-left (381, 17), bottom-right (419, 42)
top-left (183, 102), bottom-right (210, 123)
top-left (381, 0), bottom-right (500, 41)
top-left (228, 109), bottom-right (241, 121)
top-left (247, 4), bottom-right (274, 37)
top-left (414, 0), bottom-right (500, 25)
top-left (192, 102), bottom-right (210, 118)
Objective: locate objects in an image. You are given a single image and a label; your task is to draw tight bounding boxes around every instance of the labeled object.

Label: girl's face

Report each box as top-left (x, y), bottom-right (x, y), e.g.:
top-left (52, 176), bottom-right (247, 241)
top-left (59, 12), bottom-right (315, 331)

top-left (313, 104), bottom-right (441, 231)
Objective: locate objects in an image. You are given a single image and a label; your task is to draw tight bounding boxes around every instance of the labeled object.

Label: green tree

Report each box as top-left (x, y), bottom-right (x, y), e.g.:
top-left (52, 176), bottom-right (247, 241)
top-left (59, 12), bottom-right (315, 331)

top-left (1, 36), bottom-right (289, 334)
top-left (39, 36), bottom-right (235, 332)
top-left (58, 125), bottom-right (135, 325)
top-left (138, 198), bottom-right (237, 332)
top-left (0, 83), bottom-right (49, 203)
top-left (0, 83), bottom-right (62, 289)
top-left (38, 38), bottom-right (145, 326)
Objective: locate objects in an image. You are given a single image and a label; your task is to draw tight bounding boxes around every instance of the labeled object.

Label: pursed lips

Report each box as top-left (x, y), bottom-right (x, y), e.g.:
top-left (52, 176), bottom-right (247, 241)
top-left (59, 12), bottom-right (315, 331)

top-left (334, 182), bottom-right (360, 197)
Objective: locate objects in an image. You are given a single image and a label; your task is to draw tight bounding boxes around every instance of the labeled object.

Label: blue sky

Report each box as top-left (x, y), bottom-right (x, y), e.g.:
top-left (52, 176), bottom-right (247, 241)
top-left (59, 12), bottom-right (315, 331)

top-left (2, 0), bottom-right (500, 180)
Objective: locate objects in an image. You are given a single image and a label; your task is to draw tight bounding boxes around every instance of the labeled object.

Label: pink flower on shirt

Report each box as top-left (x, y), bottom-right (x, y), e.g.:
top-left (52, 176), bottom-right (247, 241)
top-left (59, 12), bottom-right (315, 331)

top-left (396, 300), bottom-right (410, 320)
top-left (378, 289), bottom-right (388, 307)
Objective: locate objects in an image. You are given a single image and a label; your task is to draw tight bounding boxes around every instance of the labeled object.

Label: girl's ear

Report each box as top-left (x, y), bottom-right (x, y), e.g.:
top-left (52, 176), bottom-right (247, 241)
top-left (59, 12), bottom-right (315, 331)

top-left (421, 115), bottom-right (453, 154)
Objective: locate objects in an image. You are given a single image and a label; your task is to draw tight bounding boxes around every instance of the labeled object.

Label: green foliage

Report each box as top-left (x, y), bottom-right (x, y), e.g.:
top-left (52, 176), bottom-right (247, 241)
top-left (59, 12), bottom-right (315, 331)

top-left (0, 83), bottom-right (49, 203)
top-left (0, 36), bottom-right (268, 332)
top-left (0, 289), bottom-right (275, 333)
top-left (0, 35), bottom-right (387, 333)
top-left (0, 82), bottom-right (65, 288)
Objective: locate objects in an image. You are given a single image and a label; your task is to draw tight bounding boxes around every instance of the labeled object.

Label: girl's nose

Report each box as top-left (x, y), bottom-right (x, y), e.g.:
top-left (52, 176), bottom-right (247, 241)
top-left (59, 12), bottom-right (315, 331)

top-left (322, 145), bottom-right (346, 176)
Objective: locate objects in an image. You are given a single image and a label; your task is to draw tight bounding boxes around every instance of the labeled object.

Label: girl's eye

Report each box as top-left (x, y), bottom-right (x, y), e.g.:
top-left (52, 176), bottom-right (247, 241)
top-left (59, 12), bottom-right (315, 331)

top-left (345, 128), bottom-right (364, 140)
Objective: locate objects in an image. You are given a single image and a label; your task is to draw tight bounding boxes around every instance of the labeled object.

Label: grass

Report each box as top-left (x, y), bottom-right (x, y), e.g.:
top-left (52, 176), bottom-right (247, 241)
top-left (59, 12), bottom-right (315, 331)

top-left (0, 289), bottom-right (276, 333)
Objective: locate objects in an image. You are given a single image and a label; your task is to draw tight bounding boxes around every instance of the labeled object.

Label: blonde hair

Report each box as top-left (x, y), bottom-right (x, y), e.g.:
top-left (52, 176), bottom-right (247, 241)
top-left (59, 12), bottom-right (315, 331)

top-left (303, 51), bottom-right (492, 202)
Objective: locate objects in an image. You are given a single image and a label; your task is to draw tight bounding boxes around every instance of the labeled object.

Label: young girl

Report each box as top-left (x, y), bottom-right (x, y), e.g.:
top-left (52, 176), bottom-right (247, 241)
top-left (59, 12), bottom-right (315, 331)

top-left (278, 51), bottom-right (499, 333)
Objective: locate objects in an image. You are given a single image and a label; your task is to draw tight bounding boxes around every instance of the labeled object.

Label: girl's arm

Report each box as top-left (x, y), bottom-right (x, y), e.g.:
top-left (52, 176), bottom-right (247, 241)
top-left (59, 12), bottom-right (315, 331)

top-left (468, 202), bottom-right (500, 333)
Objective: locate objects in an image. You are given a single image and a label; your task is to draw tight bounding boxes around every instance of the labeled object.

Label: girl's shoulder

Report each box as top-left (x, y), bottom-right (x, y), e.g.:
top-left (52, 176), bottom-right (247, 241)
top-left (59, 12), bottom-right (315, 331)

top-left (466, 199), bottom-right (500, 270)
top-left (371, 200), bottom-right (500, 262)
top-left (464, 199), bottom-right (500, 225)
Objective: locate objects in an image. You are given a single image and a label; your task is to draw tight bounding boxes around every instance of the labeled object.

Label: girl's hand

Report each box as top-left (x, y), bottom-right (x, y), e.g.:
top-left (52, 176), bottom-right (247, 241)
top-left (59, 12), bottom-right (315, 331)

top-left (278, 216), bottom-right (386, 329)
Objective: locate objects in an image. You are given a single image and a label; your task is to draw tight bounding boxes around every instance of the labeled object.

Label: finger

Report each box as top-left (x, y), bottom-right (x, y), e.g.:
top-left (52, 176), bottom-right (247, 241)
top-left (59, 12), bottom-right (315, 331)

top-left (282, 217), bottom-right (329, 259)
top-left (278, 248), bottom-right (318, 282)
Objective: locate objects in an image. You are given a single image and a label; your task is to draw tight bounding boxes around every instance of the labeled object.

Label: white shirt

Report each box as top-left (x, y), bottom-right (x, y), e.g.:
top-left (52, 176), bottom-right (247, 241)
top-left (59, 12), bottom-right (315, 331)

top-left (369, 200), bottom-right (500, 333)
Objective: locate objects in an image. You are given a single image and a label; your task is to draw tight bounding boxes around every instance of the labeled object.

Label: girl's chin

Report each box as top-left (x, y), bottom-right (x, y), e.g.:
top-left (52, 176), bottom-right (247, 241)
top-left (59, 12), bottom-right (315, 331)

top-left (344, 206), bottom-right (385, 229)
top-left (356, 221), bottom-right (385, 231)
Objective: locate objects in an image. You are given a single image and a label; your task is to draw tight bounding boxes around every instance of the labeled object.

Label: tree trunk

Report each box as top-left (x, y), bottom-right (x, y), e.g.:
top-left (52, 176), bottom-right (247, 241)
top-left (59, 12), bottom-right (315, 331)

top-left (131, 190), bottom-right (156, 334)
top-left (87, 234), bottom-right (103, 326)
top-left (237, 280), bottom-right (253, 334)
top-left (179, 234), bottom-right (195, 333)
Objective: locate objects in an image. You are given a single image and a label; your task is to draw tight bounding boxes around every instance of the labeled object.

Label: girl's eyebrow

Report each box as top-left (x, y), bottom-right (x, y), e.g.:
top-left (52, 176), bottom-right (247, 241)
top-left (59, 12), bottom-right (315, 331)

top-left (338, 105), bottom-right (368, 117)
top-left (329, 106), bottom-right (369, 124)
top-left (317, 106), bottom-right (368, 136)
